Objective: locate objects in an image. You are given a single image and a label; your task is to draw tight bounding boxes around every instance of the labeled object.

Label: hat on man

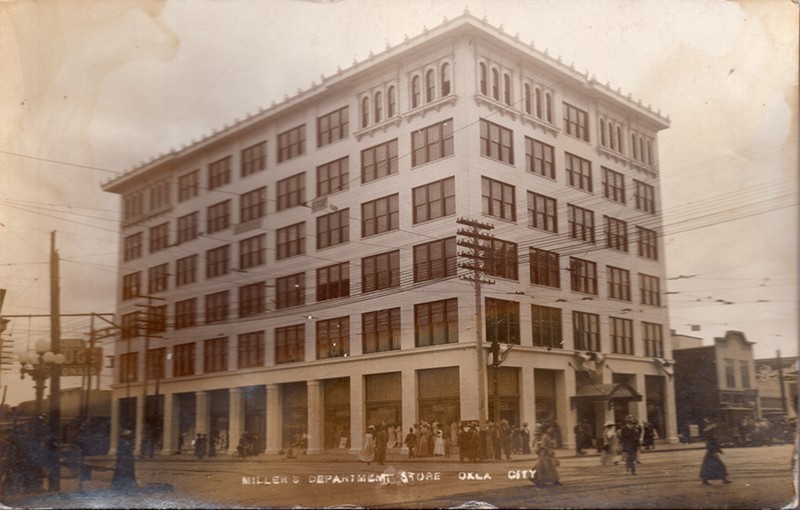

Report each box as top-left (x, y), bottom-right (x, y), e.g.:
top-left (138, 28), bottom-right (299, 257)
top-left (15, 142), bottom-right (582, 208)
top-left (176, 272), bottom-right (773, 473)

top-left (604, 421), bottom-right (615, 427)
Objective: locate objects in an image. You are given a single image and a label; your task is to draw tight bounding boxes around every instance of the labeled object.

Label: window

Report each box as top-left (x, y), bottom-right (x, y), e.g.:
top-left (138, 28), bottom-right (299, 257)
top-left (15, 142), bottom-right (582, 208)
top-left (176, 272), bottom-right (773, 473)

top-left (149, 223), bottom-right (169, 253)
top-left (415, 298), bottom-right (458, 347)
top-left (605, 216), bottom-right (628, 251)
top-left (361, 194), bottom-right (399, 237)
top-left (239, 234), bottom-right (266, 270)
top-left (317, 157), bottom-right (349, 196)
top-left (524, 83), bottom-right (532, 114)
top-left (120, 352), bottom-right (138, 383)
top-left (277, 172), bottom-right (305, 211)
top-left (545, 93), bottom-right (553, 123)
top-left (175, 255), bottom-right (197, 286)
top-left (634, 180), bottom-right (656, 214)
top-left (240, 187), bottom-right (267, 223)
top-left (149, 179), bottom-right (170, 211)
top-left (740, 360), bottom-right (751, 389)
top-left (565, 153), bottom-right (593, 192)
top-left (239, 282), bottom-right (266, 317)
top-left (610, 317), bottom-right (634, 355)
top-left (570, 257), bottom-right (598, 295)
top-left (573, 311), bottom-right (600, 351)
top-left (362, 250), bottom-right (400, 292)
top-left (527, 192), bottom-right (558, 233)
top-left (123, 233), bottom-right (143, 261)
top-left (121, 312), bottom-right (139, 340)
top-left (205, 290), bottom-right (229, 324)
top-left (602, 167), bottom-right (626, 204)
top-left (525, 137), bottom-right (555, 179)
top-left (485, 238), bottom-right (518, 280)
top-left (485, 298), bottom-right (520, 345)
top-left (411, 75), bottom-right (421, 108)
top-left (412, 119), bottom-right (454, 166)
top-left (241, 141), bottom-right (267, 177)
top-left (174, 298), bottom-right (196, 329)
top-left (146, 348), bottom-right (166, 381)
top-left (317, 106), bottom-right (349, 147)
top-left (530, 247), bottom-right (560, 288)
top-left (147, 264), bottom-right (169, 294)
top-left (177, 212), bottom-right (199, 244)
top-left (173, 342), bottom-right (195, 377)
top-left (238, 331), bottom-right (264, 369)
top-left (642, 322), bottom-right (664, 358)
top-left (178, 169), bottom-right (200, 202)
top-left (479, 62), bottom-right (488, 95)
top-left (637, 226), bottom-right (658, 260)
top-left (374, 93), bottom-right (382, 123)
top-left (607, 266), bottom-right (631, 301)
top-left (276, 324), bottom-right (305, 364)
top-left (206, 245), bottom-right (230, 278)
top-left (144, 305), bottom-right (167, 335)
top-left (639, 273), bottom-right (661, 306)
top-left (278, 124), bottom-right (306, 162)
top-left (362, 308), bottom-right (401, 353)
top-left (204, 337), bottom-right (228, 373)
top-left (441, 63), bottom-right (451, 96)
top-left (123, 190), bottom-right (144, 221)
top-left (724, 359), bottom-right (736, 388)
top-left (567, 204), bottom-right (595, 243)
top-left (361, 96), bottom-right (370, 128)
top-left (361, 139), bottom-right (398, 183)
top-left (317, 317), bottom-right (350, 359)
top-left (387, 86), bottom-right (396, 117)
top-left (531, 305), bottom-right (562, 348)
top-left (122, 272), bottom-right (141, 300)
top-left (491, 68), bottom-right (499, 100)
top-left (563, 102), bottom-right (589, 141)
top-left (208, 156), bottom-right (232, 190)
top-left (480, 119), bottom-right (514, 164)
top-left (503, 73), bottom-right (511, 105)
top-left (425, 69), bottom-right (436, 102)
top-left (413, 237), bottom-right (456, 282)
top-left (316, 209), bottom-right (349, 249)
top-left (207, 200), bottom-right (231, 234)
top-left (317, 262), bottom-right (350, 301)
top-left (276, 272), bottom-right (305, 309)
top-left (481, 176), bottom-right (516, 221)
top-left (276, 222), bottom-right (305, 260)
top-left (412, 177), bottom-right (455, 224)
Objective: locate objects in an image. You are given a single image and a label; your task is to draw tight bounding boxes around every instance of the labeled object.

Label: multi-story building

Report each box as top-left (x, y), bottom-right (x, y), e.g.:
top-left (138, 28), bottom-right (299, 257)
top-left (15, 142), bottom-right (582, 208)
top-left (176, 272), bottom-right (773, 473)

top-left (102, 12), bottom-right (676, 455)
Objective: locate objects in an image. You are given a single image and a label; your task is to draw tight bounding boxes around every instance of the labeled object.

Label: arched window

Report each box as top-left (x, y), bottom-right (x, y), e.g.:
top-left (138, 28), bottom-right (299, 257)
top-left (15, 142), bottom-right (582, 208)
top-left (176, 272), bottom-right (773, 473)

top-left (412, 75), bottom-right (421, 108)
top-left (479, 62), bottom-right (488, 95)
top-left (639, 137), bottom-right (645, 163)
top-left (441, 63), bottom-right (451, 96)
top-left (524, 83), bottom-right (531, 114)
top-left (631, 134), bottom-right (638, 160)
top-left (491, 68), bottom-right (499, 100)
top-left (503, 73), bottom-right (511, 105)
top-left (361, 96), bottom-right (370, 128)
top-left (617, 127), bottom-right (623, 153)
top-left (374, 91), bottom-right (382, 123)
top-left (387, 86), bottom-right (396, 118)
top-left (544, 92), bottom-right (552, 122)
top-left (535, 88), bottom-right (542, 118)
top-left (609, 123), bottom-right (615, 150)
top-left (600, 119), bottom-right (606, 146)
top-left (646, 141), bottom-right (653, 165)
top-left (426, 69), bottom-right (436, 103)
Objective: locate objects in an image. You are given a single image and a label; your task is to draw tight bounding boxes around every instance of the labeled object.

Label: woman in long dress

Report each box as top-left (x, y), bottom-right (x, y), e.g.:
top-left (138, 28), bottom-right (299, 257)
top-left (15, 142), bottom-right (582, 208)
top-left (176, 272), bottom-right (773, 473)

top-left (417, 424), bottom-right (429, 458)
top-left (358, 425), bottom-right (375, 464)
top-left (531, 424), bottom-right (561, 487)
top-left (700, 425), bottom-right (731, 485)
top-left (433, 428), bottom-right (446, 456)
top-left (600, 421), bottom-right (620, 466)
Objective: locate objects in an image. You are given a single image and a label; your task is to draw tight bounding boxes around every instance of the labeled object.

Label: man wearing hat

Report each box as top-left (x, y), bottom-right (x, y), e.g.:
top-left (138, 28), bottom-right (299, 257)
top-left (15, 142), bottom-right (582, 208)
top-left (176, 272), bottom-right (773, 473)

top-left (112, 429), bottom-right (137, 491)
top-left (619, 416), bottom-right (641, 475)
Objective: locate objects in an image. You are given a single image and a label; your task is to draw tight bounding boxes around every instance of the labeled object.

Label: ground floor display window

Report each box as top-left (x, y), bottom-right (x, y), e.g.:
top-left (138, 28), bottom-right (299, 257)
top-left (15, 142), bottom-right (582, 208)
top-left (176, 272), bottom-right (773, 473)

top-left (645, 375), bottom-right (666, 438)
top-left (365, 372), bottom-right (401, 428)
top-left (177, 392), bottom-right (195, 452)
top-left (282, 382), bottom-right (307, 449)
top-left (324, 377), bottom-right (350, 450)
top-left (488, 366), bottom-right (520, 426)
top-left (243, 385), bottom-right (266, 454)
top-left (418, 366), bottom-right (460, 426)
top-left (209, 389), bottom-right (229, 452)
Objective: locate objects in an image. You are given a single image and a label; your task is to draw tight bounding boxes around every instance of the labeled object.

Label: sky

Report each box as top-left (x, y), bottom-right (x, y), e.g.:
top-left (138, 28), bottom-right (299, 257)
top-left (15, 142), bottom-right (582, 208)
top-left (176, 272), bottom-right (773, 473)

top-left (0, 0), bottom-right (796, 406)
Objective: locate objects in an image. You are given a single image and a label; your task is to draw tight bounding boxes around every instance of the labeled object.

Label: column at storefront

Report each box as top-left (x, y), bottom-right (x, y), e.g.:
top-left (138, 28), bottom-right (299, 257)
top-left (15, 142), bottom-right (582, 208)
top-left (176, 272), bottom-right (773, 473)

top-left (663, 375), bottom-right (679, 443)
top-left (196, 390), bottom-right (210, 435)
top-left (633, 373), bottom-right (647, 421)
top-left (161, 392), bottom-right (178, 454)
top-left (229, 387), bottom-right (243, 455)
top-left (109, 395), bottom-right (120, 455)
top-left (563, 371), bottom-right (578, 451)
top-left (307, 380), bottom-right (322, 454)
top-left (521, 368), bottom-right (536, 435)
top-left (349, 376), bottom-right (364, 454)
top-left (401, 369), bottom-right (416, 452)
top-left (266, 384), bottom-right (282, 454)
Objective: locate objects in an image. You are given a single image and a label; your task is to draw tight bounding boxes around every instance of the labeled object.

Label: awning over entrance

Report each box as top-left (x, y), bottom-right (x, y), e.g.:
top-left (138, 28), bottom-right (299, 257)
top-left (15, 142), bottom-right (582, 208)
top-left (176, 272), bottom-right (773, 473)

top-left (570, 383), bottom-right (643, 410)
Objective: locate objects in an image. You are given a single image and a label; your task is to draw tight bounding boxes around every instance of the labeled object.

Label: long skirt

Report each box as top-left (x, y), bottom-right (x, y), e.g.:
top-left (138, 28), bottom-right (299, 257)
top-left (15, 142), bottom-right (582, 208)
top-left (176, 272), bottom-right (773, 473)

top-left (358, 440), bottom-right (375, 463)
top-left (700, 453), bottom-right (727, 480)
top-left (533, 454), bottom-right (559, 484)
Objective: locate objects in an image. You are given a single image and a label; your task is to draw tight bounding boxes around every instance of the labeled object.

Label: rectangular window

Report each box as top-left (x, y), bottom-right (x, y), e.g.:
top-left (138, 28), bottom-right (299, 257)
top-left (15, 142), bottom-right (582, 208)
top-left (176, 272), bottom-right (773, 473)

top-left (278, 124), bottom-right (306, 163)
top-left (361, 194), bottom-right (399, 237)
top-left (412, 177), bottom-right (455, 224)
top-left (567, 204), bottom-right (595, 243)
top-left (563, 102), bottom-right (589, 141)
top-left (639, 273), bottom-right (661, 306)
top-left (642, 322), bottom-right (664, 358)
top-left (415, 298), bottom-right (458, 347)
top-left (174, 298), bottom-right (197, 329)
top-left (316, 157), bottom-right (349, 196)
top-left (175, 255), bottom-right (197, 286)
top-left (740, 360), bottom-right (751, 389)
top-left (479, 118), bottom-right (514, 164)
top-left (412, 118), bottom-right (454, 166)
top-left (634, 180), bottom-right (656, 214)
top-left (208, 156), bottom-right (232, 190)
top-left (362, 250), bottom-right (400, 292)
top-left (485, 238), bottom-right (518, 280)
top-left (239, 234), bottom-right (266, 270)
top-left (361, 139), bottom-right (398, 183)
top-left (146, 348), bottom-right (166, 380)
top-left (637, 226), bottom-right (658, 260)
top-left (148, 180), bottom-right (170, 211)
top-left (531, 305), bottom-right (562, 349)
top-left (123, 232), bottom-right (143, 261)
top-left (570, 257), bottom-right (598, 295)
top-left (205, 290), bottom-right (229, 324)
top-left (316, 209), bottom-right (349, 249)
top-left (239, 282), bottom-right (266, 317)
top-left (607, 266), bottom-right (631, 301)
top-left (206, 245), bottom-right (230, 278)
top-left (207, 200), bottom-right (231, 234)
top-left (525, 137), bottom-right (555, 178)
top-left (316, 317), bottom-right (350, 359)
top-left (602, 167), bottom-right (626, 204)
top-left (120, 352), bottom-right (138, 383)
top-left (485, 298), bottom-right (520, 345)
top-left (173, 342), bottom-right (195, 377)
top-left (610, 317), bottom-right (634, 355)
top-left (573, 311), bottom-right (600, 351)
top-left (204, 337), bottom-right (228, 373)
top-left (362, 308), bottom-right (401, 353)
top-left (276, 222), bottom-right (305, 260)
top-left (317, 262), bottom-right (350, 301)
top-left (317, 106), bottom-right (349, 147)
top-left (177, 212), bottom-right (199, 244)
top-left (413, 237), bottom-right (456, 282)
top-left (481, 176), bottom-right (516, 221)
top-left (724, 359), bottom-right (736, 388)
top-left (605, 216), bottom-right (629, 251)
top-left (178, 169), bottom-right (200, 202)
top-left (277, 172), bottom-right (306, 211)
top-left (241, 141), bottom-right (267, 177)
top-left (240, 187), bottom-right (267, 223)
top-left (238, 331), bottom-right (265, 369)
top-left (123, 190), bottom-right (144, 221)
top-left (565, 152), bottom-right (593, 192)
top-left (530, 247), bottom-right (560, 288)
top-left (145, 305), bottom-right (167, 335)
top-left (121, 312), bottom-right (139, 340)
top-left (149, 223), bottom-right (169, 253)
top-left (276, 272), bottom-right (305, 309)
top-left (275, 324), bottom-right (305, 364)
top-left (527, 192), bottom-right (558, 233)
top-left (122, 272), bottom-right (141, 301)
top-left (147, 263), bottom-right (169, 294)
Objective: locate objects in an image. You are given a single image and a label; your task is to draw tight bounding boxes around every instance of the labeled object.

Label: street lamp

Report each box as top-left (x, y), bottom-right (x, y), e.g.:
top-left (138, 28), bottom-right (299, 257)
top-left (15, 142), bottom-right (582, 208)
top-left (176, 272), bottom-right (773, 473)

top-left (19, 339), bottom-right (66, 415)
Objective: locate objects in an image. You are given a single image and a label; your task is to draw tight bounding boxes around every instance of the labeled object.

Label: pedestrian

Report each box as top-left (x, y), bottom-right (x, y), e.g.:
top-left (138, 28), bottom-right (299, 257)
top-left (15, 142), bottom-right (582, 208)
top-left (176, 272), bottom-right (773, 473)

top-left (619, 416), bottom-right (640, 475)
top-left (643, 422), bottom-right (656, 450)
top-left (112, 429), bottom-right (137, 491)
top-left (194, 433), bottom-right (206, 459)
top-left (520, 423), bottom-right (532, 455)
top-left (574, 420), bottom-right (588, 455)
top-left (700, 424), bottom-right (731, 485)
top-left (530, 423), bottom-right (561, 487)
top-left (388, 423), bottom-right (397, 448)
top-left (209, 433), bottom-right (217, 457)
top-left (404, 427), bottom-right (417, 458)
top-left (374, 424), bottom-right (388, 465)
top-left (500, 419), bottom-right (512, 460)
top-left (433, 428), bottom-right (445, 456)
top-left (601, 421), bottom-right (620, 466)
top-left (358, 425), bottom-right (375, 464)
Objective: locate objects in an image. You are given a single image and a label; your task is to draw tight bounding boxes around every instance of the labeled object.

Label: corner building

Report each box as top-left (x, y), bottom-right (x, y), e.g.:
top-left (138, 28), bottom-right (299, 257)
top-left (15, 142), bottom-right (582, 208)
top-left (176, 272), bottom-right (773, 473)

top-left (102, 13), bottom-right (677, 456)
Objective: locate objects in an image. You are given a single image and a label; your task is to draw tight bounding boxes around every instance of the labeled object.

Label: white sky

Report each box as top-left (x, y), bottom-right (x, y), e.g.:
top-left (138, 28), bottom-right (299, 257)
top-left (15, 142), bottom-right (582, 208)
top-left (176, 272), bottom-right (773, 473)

top-left (0, 0), bottom-right (796, 406)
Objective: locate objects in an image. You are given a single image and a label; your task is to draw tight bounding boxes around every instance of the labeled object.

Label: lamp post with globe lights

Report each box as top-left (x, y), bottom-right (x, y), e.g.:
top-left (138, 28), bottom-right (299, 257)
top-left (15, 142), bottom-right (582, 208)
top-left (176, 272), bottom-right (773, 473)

top-left (18, 338), bottom-right (65, 415)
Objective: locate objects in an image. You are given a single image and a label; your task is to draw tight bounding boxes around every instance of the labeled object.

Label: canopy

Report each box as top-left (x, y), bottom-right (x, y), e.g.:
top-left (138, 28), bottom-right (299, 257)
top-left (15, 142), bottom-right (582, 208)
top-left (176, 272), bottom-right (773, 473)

top-left (570, 383), bottom-right (643, 410)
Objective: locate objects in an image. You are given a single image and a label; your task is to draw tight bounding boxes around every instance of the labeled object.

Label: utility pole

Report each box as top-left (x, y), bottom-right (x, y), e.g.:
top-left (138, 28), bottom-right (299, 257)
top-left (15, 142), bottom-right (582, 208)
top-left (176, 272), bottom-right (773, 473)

top-left (777, 350), bottom-right (787, 415)
top-left (137, 294), bottom-right (164, 459)
top-left (457, 218), bottom-right (495, 430)
top-left (49, 231), bottom-right (62, 492)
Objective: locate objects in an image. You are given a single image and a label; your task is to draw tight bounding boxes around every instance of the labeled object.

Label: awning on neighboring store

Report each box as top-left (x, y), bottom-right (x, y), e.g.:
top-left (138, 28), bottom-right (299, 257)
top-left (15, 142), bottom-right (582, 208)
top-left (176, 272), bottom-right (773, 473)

top-left (570, 383), bottom-right (643, 410)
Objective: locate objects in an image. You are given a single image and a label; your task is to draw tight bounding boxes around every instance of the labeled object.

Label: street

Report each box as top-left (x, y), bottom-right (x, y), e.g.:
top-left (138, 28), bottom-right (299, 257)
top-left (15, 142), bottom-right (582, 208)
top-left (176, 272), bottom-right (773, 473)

top-left (3, 444), bottom-right (795, 508)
